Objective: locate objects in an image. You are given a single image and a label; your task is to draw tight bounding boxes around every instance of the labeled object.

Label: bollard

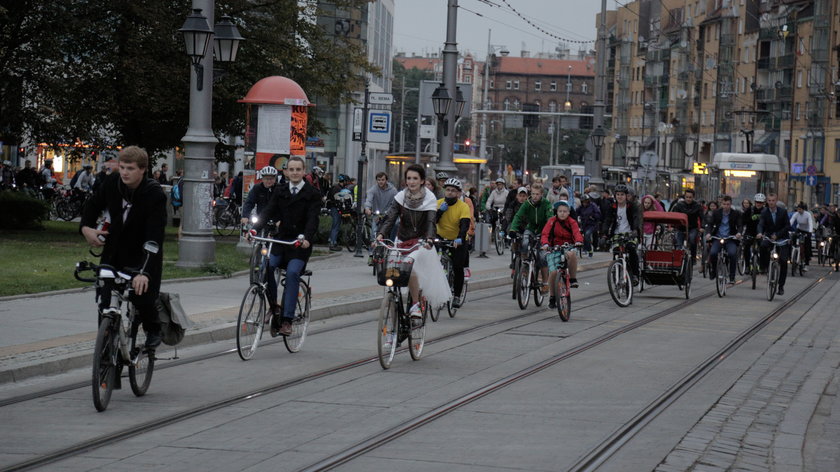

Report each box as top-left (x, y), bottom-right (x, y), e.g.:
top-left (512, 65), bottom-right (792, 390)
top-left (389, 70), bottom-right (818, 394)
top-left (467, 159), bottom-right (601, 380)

top-left (475, 222), bottom-right (491, 258)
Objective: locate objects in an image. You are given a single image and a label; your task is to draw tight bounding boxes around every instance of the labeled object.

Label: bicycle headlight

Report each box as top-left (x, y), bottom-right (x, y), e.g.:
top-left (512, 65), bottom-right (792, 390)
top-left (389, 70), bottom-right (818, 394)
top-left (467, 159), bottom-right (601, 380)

top-left (720, 239), bottom-right (725, 244)
top-left (385, 278), bottom-right (394, 287)
top-left (251, 215), bottom-right (258, 224)
top-left (820, 241), bottom-right (825, 247)
top-left (772, 252), bottom-right (779, 259)
top-left (261, 247), bottom-right (268, 256)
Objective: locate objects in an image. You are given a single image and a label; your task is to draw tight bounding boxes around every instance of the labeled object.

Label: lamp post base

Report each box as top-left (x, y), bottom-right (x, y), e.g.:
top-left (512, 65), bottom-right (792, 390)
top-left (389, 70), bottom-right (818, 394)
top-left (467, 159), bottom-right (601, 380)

top-left (176, 235), bottom-right (216, 268)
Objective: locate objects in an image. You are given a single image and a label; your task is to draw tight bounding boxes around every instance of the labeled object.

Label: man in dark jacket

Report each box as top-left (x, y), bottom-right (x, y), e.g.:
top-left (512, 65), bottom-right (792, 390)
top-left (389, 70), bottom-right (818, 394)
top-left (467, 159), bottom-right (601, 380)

top-left (601, 184), bottom-right (643, 281)
top-left (708, 195), bottom-right (743, 283)
top-left (251, 156), bottom-right (321, 336)
top-left (577, 193), bottom-right (602, 257)
top-left (240, 166), bottom-right (279, 224)
top-left (671, 188), bottom-right (704, 262)
top-left (80, 146), bottom-right (167, 351)
top-left (757, 193), bottom-right (791, 295)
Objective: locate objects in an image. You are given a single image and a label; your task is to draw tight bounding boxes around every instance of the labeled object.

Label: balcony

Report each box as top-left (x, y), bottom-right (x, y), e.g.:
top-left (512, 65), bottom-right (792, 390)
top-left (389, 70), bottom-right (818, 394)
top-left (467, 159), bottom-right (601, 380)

top-left (777, 86), bottom-right (792, 99)
top-left (776, 54), bottom-right (794, 69)
top-left (756, 88), bottom-right (774, 101)
top-left (757, 57), bottom-right (771, 69)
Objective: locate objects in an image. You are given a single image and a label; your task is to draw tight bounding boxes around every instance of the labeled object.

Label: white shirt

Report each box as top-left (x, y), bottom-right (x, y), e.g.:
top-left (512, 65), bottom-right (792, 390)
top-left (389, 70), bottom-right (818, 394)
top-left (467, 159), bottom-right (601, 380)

top-left (789, 211), bottom-right (814, 233)
top-left (617, 205), bottom-right (632, 234)
top-left (289, 181), bottom-right (304, 195)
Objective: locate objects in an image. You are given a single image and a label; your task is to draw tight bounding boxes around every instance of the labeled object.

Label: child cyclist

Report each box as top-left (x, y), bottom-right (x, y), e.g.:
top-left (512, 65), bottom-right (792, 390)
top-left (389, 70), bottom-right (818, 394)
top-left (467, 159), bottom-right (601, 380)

top-left (541, 200), bottom-right (583, 309)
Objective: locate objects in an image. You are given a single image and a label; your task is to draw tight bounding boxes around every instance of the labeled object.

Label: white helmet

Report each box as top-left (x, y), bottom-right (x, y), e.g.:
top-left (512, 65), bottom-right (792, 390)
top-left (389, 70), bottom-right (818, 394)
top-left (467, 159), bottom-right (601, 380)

top-left (443, 178), bottom-right (462, 190)
top-left (754, 193), bottom-right (766, 203)
top-left (259, 166), bottom-right (278, 178)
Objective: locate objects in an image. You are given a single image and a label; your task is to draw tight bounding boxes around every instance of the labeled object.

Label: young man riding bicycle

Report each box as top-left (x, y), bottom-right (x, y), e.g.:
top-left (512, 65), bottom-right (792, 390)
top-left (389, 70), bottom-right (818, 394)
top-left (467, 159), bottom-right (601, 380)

top-left (708, 195), bottom-right (743, 284)
top-left (435, 178), bottom-right (471, 308)
top-left (756, 193), bottom-right (791, 295)
top-left (601, 184), bottom-right (643, 285)
top-left (249, 156), bottom-right (321, 336)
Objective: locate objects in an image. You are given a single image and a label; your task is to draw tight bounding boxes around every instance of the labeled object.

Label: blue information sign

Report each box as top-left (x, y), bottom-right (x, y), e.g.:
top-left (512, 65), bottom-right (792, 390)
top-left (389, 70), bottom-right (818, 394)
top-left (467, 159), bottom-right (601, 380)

top-left (806, 175), bottom-right (817, 186)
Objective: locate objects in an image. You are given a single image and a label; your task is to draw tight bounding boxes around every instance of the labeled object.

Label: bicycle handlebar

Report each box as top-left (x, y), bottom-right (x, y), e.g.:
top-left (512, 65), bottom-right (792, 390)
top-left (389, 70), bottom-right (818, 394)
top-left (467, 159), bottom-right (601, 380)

top-left (373, 239), bottom-right (424, 252)
top-left (250, 234), bottom-right (305, 247)
top-left (762, 237), bottom-right (790, 246)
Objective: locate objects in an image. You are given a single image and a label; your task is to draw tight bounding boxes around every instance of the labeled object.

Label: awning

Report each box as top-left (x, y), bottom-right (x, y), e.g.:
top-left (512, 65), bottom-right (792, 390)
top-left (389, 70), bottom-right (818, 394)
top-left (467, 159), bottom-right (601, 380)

top-left (712, 152), bottom-right (789, 172)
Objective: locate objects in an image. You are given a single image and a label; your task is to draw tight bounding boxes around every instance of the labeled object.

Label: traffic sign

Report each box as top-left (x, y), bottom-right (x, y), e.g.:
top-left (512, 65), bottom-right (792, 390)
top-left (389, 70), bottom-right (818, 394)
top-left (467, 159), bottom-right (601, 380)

top-left (806, 165), bottom-right (817, 176)
top-left (367, 111), bottom-right (392, 143)
top-left (806, 175), bottom-right (817, 186)
top-left (352, 108), bottom-right (363, 141)
top-left (369, 92), bottom-right (394, 105)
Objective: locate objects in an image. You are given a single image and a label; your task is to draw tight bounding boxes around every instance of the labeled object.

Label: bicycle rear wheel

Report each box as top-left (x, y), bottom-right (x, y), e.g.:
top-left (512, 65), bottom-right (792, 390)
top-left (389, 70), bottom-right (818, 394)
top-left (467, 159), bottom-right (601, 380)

top-left (284, 282), bottom-right (311, 353)
top-left (236, 285), bottom-right (267, 361)
top-left (516, 262), bottom-right (531, 310)
top-left (608, 260), bottom-right (632, 307)
top-left (409, 297), bottom-right (428, 361)
top-left (92, 318), bottom-right (117, 412)
top-left (789, 247), bottom-right (799, 277)
top-left (377, 294), bottom-right (398, 369)
top-left (128, 324), bottom-right (155, 397)
top-left (532, 265), bottom-right (545, 307)
top-left (750, 253), bottom-right (758, 289)
top-left (556, 271), bottom-right (571, 322)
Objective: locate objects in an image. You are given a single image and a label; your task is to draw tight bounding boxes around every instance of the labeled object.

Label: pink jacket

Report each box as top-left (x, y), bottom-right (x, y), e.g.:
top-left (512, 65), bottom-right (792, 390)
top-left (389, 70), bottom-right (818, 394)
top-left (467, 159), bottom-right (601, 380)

top-left (642, 195), bottom-right (664, 235)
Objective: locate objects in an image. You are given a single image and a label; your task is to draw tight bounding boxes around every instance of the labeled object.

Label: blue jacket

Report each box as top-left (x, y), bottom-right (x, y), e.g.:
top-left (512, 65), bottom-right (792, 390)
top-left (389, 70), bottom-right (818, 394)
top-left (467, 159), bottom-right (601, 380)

top-left (757, 206), bottom-right (790, 240)
top-left (577, 202), bottom-right (602, 232)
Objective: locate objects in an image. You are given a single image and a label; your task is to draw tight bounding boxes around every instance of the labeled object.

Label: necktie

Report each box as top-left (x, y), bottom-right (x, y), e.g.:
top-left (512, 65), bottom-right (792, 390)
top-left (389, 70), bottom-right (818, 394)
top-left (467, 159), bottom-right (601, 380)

top-left (292, 186), bottom-right (298, 195)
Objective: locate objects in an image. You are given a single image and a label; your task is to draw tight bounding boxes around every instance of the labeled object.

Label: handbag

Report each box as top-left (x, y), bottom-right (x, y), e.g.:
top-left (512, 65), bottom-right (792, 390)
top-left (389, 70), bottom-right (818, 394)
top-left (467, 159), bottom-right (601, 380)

top-left (155, 292), bottom-right (193, 346)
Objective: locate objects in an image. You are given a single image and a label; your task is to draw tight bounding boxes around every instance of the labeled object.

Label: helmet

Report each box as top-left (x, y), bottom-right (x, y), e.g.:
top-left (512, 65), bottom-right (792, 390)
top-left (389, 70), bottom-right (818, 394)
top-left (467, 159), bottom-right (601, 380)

top-left (495, 178), bottom-right (505, 184)
top-left (614, 184), bottom-right (629, 194)
top-left (436, 171), bottom-right (449, 180)
top-left (313, 166), bottom-right (324, 175)
top-left (3, 160), bottom-right (11, 166)
top-left (581, 193), bottom-right (591, 201)
top-left (83, 163), bottom-right (93, 169)
top-left (754, 193), bottom-right (766, 203)
top-left (553, 200), bottom-right (571, 210)
top-left (517, 186), bottom-right (528, 194)
top-left (259, 166), bottom-right (278, 178)
top-left (443, 177), bottom-right (462, 190)
top-left (337, 174), bottom-right (348, 183)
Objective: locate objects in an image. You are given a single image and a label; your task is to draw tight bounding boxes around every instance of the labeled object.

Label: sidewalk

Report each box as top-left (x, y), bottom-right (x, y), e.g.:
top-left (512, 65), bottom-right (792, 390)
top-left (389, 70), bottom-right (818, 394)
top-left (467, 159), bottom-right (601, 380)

top-left (0, 247), bottom-right (613, 384)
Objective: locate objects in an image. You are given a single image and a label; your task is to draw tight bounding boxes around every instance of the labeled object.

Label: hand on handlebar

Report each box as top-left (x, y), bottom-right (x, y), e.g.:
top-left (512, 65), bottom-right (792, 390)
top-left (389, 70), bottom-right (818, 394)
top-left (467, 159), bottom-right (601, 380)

top-left (132, 275), bottom-right (149, 296)
top-left (82, 226), bottom-right (107, 248)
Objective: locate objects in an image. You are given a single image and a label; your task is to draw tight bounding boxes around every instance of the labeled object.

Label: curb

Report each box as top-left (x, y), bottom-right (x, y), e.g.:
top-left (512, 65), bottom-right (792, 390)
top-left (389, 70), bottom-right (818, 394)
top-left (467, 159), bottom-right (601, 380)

top-left (0, 259), bottom-right (612, 384)
top-left (0, 251), bottom-right (343, 302)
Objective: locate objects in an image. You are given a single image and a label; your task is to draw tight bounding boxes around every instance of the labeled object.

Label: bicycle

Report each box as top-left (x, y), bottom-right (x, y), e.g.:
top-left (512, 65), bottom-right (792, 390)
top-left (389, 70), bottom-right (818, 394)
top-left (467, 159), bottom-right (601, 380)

top-left (607, 233), bottom-right (637, 307)
top-left (431, 239), bottom-right (468, 321)
top-left (714, 236), bottom-right (740, 298)
top-left (546, 243), bottom-right (575, 322)
top-left (374, 240), bottom-right (430, 369)
top-left (743, 236), bottom-right (761, 290)
top-left (763, 237), bottom-right (789, 301)
top-left (369, 211), bottom-right (386, 276)
top-left (236, 233), bottom-right (312, 360)
top-left (74, 241), bottom-right (159, 412)
top-left (509, 234), bottom-right (522, 300)
top-left (490, 208), bottom-right (506, 255)
top-left (735, 237), bottom-right (747, 275)
top-left (788, 230), bottom-right (806, 277)
top-left (515, 234), bottom-right (546, 310)
top-left (213, 197), bottom-right (241, 236)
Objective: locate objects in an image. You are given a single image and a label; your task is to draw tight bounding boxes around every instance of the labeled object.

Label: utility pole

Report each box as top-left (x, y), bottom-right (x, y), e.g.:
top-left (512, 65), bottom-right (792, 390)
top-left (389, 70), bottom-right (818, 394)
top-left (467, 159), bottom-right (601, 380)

top-left (436, 0), bottom-right (459, 173)
top-left (587, 0), bottom-right (608, 188)
top-left (353, 83), bottom-right (369, 258)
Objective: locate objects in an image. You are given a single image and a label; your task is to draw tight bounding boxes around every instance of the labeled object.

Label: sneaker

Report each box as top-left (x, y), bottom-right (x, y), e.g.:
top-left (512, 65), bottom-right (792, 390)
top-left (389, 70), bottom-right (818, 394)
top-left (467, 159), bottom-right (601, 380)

top-left (802, 266), bottom-right (809, 272)
top-left (464, 268), bottom-right (471, 280)
top-left (279, 320), bottom-right (293, 336)
top-left (588, 251), bottom-right (593, 258)
top-left (329, 245), bottom-right (342, 252)
top-left (548, 296), bottom-right (556, 309)
top-left (409, 302), bottom-right (422, 319)
top-left (144, 330), bottom-right (162, 350)
top-left (777, 286), bottom-right (784, 296)
top-left (570, 278), bottom-right (579, 288)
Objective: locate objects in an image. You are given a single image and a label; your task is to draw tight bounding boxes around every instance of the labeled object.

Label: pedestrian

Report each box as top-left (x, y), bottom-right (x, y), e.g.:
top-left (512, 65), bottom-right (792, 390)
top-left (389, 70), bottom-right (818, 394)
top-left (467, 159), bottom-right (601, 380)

top-left (158, 163), bottom-right (169, 185)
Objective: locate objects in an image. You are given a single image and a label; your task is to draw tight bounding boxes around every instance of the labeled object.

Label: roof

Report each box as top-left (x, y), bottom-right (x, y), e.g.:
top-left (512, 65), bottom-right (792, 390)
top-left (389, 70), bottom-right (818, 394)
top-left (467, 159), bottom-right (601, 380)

top-left (494, 57), bottom-right (594, 77)
top-left (239, 76), bottom-right (311, 106)
top-left (395, 57), bottom-right (440, 72)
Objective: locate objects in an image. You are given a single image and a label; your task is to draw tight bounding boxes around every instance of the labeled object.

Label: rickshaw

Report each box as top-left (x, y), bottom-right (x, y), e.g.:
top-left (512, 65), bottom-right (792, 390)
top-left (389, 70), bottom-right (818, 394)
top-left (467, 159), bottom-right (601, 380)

top-left (638, 211), bottom-right (693, 299)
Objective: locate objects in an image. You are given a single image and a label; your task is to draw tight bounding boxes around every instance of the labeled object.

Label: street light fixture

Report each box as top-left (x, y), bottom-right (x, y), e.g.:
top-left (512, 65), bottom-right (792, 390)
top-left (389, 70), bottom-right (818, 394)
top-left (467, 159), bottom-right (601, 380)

top-left (432, 83), bottom-right (453, 136)
top-left (455, 86), bottom-right (466, 120)
top-left (590, 125), bottom-right (606, 161)
top-left (564, 65), bottom-right (573, 112)
top-left (180, 9), bottom-right (213, 91)
top-left (213, 16), bottom-right (244, 63)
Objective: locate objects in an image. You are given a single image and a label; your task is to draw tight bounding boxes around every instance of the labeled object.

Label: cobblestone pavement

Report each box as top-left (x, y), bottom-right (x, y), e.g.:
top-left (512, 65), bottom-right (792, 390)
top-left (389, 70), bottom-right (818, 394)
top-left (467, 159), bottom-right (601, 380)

top-left (656, 276), bottom-right (840, 472)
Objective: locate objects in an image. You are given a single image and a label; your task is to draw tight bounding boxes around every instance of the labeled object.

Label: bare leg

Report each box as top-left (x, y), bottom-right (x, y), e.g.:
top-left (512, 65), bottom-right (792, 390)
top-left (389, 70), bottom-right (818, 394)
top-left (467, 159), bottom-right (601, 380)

top-left (568, 253), bottom-right (579, 279)
top-left (408, 272), bottom-right (420, 306)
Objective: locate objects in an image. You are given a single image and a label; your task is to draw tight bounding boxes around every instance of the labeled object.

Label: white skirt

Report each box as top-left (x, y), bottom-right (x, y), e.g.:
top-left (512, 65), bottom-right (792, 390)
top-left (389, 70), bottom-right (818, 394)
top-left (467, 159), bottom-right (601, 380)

top-left (409, 247), bottom-right (452, 308)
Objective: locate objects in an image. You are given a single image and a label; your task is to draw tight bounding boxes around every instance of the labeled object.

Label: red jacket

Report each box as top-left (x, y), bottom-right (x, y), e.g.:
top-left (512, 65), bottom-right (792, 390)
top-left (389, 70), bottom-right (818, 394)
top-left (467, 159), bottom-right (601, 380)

top-left (541, 216), bottom-right (583, 246)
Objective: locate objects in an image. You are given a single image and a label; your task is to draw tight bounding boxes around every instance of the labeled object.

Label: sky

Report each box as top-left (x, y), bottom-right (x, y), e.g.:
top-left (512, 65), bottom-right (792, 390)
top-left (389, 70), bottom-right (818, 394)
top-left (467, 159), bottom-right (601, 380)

top-left (392, 0), bottom-right (605, 59)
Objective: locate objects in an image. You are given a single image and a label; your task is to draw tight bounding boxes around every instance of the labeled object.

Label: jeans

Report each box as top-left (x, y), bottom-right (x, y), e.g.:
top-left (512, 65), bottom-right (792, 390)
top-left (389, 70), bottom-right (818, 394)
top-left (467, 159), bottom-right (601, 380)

top-left (266, 255), bottom-right (306, 320)
top-left (676, 228), bottom-right (699, 260)
top-left (710, 239), bottom-right (738, 279)
top-left (583, 227), bottom-right (597, 253)
top-left (329, 207), bottom-right (341, 246)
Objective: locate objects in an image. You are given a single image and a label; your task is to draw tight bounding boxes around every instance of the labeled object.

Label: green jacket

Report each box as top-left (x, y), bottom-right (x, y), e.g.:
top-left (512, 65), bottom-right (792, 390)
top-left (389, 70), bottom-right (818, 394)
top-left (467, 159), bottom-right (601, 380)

top-left (479, 186), bottom-right (491, 210)
top-left (510, 198), bottom-right (553, 234)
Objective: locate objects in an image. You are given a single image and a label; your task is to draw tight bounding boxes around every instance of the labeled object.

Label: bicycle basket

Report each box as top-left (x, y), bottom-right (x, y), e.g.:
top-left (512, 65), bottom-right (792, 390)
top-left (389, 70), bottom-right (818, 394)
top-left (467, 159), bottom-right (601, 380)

top-left (377, 250), bottom-right (414, 287)
top-left (546, 251), bottom-right (567, 272)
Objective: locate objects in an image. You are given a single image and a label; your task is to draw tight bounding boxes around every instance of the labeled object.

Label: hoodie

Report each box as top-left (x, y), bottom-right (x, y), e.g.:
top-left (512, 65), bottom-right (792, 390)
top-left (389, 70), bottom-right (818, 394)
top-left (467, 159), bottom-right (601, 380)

top-left (641, 195), bottom-right (665, 235)
top-left (364, 181), bottom-right (397, 214)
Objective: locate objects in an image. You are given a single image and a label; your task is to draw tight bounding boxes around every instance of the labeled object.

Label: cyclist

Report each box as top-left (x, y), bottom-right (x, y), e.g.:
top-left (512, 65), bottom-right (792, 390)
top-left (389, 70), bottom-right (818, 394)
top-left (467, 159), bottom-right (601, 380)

top-left (376, 164), bottom-right (449, 319)
top-left (757, 193), bottom-right (791, 295)
top-left (577, 193), bottom-right (601, 257)
top-left (249, 156), bottom-right (321, 337)
top-left (601, 184), bottom-right (643, 285)
top-left (708, 195), bottom-right (743, 284)
top-left (240, 166), bottom-right (279, 225)
top-left (742, 193), bottom-right (766, 270)
top-left (508, 183), bottom-right (553, 294)
top-left (40, 159), bottom-right (57, 200)
top-left (789, 202), bottom-right (814, 270)
top-left (504, 187), bottom-right (529, 261)
top-left (80, 146), bottom-right (166, 355)
top-left (671, 188), bottom-right (703, 263)
top-left (485, 178), bottom-right (509, 229)
top-left (364, 172), bottom-right (397, 263)
top-left (72, 163), bottom-right (95, 193)
top-left (304, 165), bottom-right (327, 195)
top-left (326, 174), bottom-right (350, 251)
top-left (435, 178), bottom-right (471, 308)
top-left (435, 171), bottom-right (450, 192)
top-left (826, 203), bottom-right (840, 271)
top-left (541, 200), bottom-right (583, 309)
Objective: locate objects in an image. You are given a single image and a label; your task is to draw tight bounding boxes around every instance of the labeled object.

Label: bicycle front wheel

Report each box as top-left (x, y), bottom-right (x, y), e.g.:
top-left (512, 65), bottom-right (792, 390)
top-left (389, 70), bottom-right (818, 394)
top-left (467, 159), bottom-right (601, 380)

top-left (284, 282), bottom-right (311, 353)
top-left (495, 227), bottom-right (505, 255)
top-left (767, 260), bottom-right (779, 301)
top-left (236, 285), bottom-right (267, 361)
top-left (92, 318), bottom-right (117, 412)
top-left (377, 294), bottom-right (398, 369)
top-left (409, 297), bottom-right (428, 361)
top-left (608, 260), bottom-right (632, 307)
top-left (750, 254), bottom-right (758, 289)
top-left (556, 271), bottom-right (571, 322)
top-left (789, 247), bottom-right (799, 277)
top-left (128, 324), bottom-right (155, 397)
top-left (736, 245), bottom-right (746, 275)
top-left (715, 254), bottom-right (726, 298)
top-left (517, 262), bottom-right (531, 310)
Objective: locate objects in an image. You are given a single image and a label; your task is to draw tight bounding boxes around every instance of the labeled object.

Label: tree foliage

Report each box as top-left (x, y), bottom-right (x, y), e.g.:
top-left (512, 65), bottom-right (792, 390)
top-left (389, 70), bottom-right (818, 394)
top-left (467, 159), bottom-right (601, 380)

top-left (0, 0), bottom-right (376, 160)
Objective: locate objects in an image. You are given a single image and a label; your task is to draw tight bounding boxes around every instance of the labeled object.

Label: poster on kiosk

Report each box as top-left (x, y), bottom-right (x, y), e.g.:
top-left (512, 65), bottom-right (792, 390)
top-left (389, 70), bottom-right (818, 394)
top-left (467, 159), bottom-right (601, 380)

top-left (239, 76), bottom-right (312, 201)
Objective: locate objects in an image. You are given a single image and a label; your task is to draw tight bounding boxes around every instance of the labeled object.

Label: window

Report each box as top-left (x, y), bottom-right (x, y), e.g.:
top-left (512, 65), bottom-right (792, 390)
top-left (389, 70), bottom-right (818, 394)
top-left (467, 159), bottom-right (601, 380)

top-left (464, 74), bottom-right (471, 83)
top-left (505, 80), bottom-right (511, 90)
top-left (797, 70), bottom-right (802, 88)
top-left (513, 80), bottom-right (520, 90)
top-left (535, 80), bottom-right (541, 92)
top-left (513, 98), bottom-right (520, 110)
top-left (503, 98), bottom-right (510, 110)
top-left (490, 80), bottom-right (494, 89)
top-left (550, 80), bottom-right (557, 91)
top-left (581, 82), bottom-right (588, 94)
top-left (796, 103), bottom-right (801, 120)
top-left (548, 101), bottom-right (557, 112)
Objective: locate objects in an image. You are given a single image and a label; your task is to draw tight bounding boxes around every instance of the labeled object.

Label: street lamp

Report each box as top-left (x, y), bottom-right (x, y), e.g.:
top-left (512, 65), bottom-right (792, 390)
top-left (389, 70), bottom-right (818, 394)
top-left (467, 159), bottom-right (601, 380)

top-left (590, 125), bottom-right (606, 161)
top-left (180, 9), bottom-right (213, 91)
top-left (455, 86), bottom-right (466, 119)
top-left (213, 16), bottom-right (244, 63)
top-left (564, 65), bottom-right (573, 112)
top-left (432, 83), bottom-right (453, 136)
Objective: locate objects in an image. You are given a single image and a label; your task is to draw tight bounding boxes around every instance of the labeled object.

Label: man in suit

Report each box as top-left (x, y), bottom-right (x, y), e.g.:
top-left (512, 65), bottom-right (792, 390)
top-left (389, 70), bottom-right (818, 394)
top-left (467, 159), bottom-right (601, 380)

top-left (250, 156), bottom-right (321, 336)
top-left (757, 193), bottom-right (791, 295)
top-left (708, 195), bottom-right (743, 283)
top-left (80, 146), bottom-right (167, 350)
